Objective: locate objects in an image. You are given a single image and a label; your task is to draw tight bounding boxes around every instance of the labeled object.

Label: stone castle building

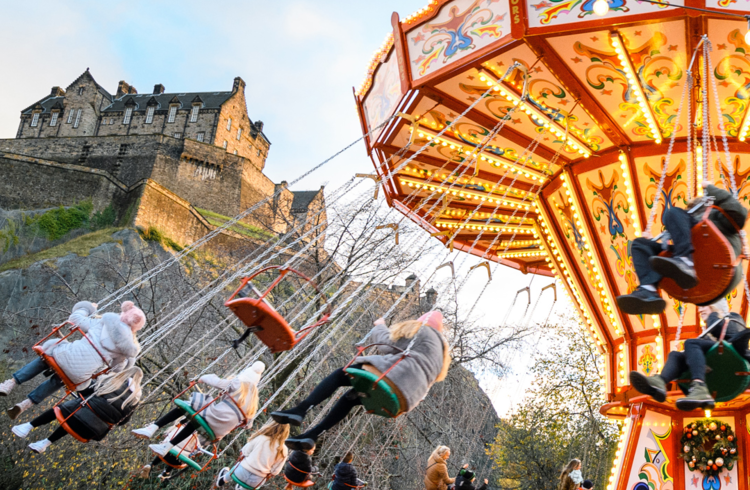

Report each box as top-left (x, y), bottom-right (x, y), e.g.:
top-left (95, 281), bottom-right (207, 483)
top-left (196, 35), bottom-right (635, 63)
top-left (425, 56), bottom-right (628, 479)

top-left (1, 69), bottom-right (325, 251)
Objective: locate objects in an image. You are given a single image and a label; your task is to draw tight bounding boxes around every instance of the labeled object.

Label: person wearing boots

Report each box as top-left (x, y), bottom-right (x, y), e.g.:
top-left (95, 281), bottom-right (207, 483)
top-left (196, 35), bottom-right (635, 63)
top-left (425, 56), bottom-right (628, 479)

top-left (0, 300), bottom-right (144, 420)
top-left (271, 311), bottom-right (450, 451)
top-left (330, 452), bottom-right (366, 489)
top-left (630, 298), bottom-right (750, 410)
top-left (616, 183), bottom-right (747, 315)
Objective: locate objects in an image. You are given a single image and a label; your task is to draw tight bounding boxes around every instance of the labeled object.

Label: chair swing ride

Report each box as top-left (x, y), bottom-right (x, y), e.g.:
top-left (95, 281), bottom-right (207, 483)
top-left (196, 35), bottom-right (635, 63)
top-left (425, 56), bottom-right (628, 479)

top-left (355, 0), bottom-right (750, 489)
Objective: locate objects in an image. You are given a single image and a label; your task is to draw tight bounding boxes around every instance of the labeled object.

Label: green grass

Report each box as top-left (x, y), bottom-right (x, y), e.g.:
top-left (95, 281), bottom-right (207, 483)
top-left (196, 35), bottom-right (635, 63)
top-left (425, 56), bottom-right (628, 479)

top-left (138, 227), bottom-right (184, 252)
top-left (33, 200), bottom-right (94, 240)
top-left (0, 227), bottom-right (123, 272)
top-left (195, 208), bottom-right (275, 241)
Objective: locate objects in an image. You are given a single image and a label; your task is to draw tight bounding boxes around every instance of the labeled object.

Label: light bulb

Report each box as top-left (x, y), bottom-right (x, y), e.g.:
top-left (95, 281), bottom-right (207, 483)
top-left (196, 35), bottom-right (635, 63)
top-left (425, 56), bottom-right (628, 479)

top-left (593, 0), bottom-right (609, 16)
top-left (745, 27), bottom-right (750, 46)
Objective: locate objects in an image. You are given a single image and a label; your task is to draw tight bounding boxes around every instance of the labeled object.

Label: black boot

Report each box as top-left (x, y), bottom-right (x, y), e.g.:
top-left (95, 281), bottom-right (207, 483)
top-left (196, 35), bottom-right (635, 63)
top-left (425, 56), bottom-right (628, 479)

top-left (271, 408), bottom-right (306, 427)
top-left (285, 433), bottom-right (317, 451)
top-left (649, 256), bottom-right (698, 289)
top-left (616, 287), bottom-right (666, 315)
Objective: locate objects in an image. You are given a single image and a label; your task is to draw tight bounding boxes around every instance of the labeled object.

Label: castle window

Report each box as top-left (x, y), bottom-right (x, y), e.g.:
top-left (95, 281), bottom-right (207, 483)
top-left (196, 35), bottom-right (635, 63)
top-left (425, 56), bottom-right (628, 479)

top-left (145, 106), bottom-right (155, 124)
top-left (190, 105), bottom-right (200, 122)
top-left (223, 140), bottom-right (228, 149)
top-left (30, 113), bottom-right (40, 127)
top-left (233, 150), bottom-right (238, 155)
top-left (73, 109), bottom-right (82, 128)
top-left (237, 128), bottom-right (242, 140)
top-left (196, 132), bottom-right (205, 142)
top-left (174, 132), bottom-right (182, 139)
top-left (50, 112), bottom-right (59, 127)
top-left (78, 87), bottom-right (84, 95)
top-left (168, 106), bottom-right (177, 123)
top-left (67, 110), bottom-right (74, 124)
top-left (257, 148), bottom-right (261, 157)
top-left (123, 107), bottom-right (133, 124)
top-left (226, 118), bottom-right (232, 130)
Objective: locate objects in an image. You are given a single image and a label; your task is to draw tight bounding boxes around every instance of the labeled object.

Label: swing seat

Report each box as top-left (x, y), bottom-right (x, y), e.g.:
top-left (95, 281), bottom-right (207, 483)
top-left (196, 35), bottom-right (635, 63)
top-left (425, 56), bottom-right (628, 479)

top-left (174, 399), bottom-right (217, 441)
top-left (284, 475), bottom-right (315, 488)
top-left (225, 266), bottom-right (331, 354)
top-left (33, 347), bottom-right (79, 393)
top-left (345, 368), bottom-right (401, 418)
top-left (53, 406), bottom-right (89, 443)
top-left (231, 472), bottom-right (259, 490)
top-left (658, 214), bottom-right (740, 305)
top-left (160, 447), bottom-right (202, 471)
top-left (677, 341), bottom-right (750, 402)
top-left (156, 452), bottom-right (188, 470)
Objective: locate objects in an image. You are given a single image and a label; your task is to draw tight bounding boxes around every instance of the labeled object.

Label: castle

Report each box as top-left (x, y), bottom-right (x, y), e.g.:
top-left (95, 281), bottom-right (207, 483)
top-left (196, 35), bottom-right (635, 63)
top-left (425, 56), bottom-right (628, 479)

top-left (1, 69), bottom-right (325, 252)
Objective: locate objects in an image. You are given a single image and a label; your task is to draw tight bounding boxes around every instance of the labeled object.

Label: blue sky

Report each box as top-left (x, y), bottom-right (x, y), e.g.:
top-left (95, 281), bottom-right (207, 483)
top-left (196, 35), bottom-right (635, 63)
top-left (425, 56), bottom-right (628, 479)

top-left (0, 0), bottom-right (563, 415)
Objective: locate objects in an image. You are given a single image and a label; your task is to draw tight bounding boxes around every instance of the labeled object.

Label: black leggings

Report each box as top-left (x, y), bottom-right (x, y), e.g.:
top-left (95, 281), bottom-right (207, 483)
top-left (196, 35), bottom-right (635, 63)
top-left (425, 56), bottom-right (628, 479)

top-left (155, 408), bottom-right (199, 446)
top-left (290, 366), bottom-right (363, 440)
top-left (150, 454), bottom-right (181, 471)
top-left (30, 409), bottom-right (72, 443)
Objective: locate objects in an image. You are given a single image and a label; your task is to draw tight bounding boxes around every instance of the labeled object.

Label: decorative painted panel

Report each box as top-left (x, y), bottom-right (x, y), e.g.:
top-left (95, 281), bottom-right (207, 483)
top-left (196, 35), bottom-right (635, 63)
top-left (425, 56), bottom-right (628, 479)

top-left (705, 0), bottom-right (748, 8)
top-left (624, 410), bottom-right (674, 490)
top-left (526, 0), bottom-right (684, 29)
top-left (407, 0), bottom-right (511, 81)
top-left (683, 416), bottom-right (739, 490)
top-left (709, 19), bottom-right (750, 140)
top-left (364, 51), bottom-right (403, 141)
top-left (635, 342), bottom-right (660, 375)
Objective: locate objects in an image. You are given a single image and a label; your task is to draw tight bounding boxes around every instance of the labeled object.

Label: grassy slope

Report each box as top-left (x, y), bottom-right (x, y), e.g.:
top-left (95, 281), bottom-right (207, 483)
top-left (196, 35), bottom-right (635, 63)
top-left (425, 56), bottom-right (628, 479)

top-left (195, 208), bottom-right (276, 241)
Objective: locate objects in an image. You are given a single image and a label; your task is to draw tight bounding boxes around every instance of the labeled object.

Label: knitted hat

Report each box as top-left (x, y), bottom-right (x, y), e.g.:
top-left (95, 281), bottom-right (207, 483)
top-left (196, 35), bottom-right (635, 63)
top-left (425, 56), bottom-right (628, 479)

top-left (238, 361), bottom-right (265, 383)
top-left (418, 310), bottom-right (443, 332)
top-left (582, 480), bottom-right (594, 489)
top-left (120, 301), bottom-right (146, 331)
top-left (463, 470), bottom-right (475, 482)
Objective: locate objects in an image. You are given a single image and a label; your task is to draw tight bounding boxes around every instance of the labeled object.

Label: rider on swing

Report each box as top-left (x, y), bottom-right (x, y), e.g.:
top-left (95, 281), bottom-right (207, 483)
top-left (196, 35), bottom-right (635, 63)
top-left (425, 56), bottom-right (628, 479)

top-left (630, 298), bottom-right (750, 410)
top-left (616, 182), bottom-right (747, 315)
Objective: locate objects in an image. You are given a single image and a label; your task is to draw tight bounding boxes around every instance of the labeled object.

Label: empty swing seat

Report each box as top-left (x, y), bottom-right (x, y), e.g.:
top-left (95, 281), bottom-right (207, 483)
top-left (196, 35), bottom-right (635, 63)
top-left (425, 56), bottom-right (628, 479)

top-left (226, 294), bottom-right (297, 353)
top-left (174, 399), bottom-right (217, 441)
top-left (678, 341), bottom-right (750, 402)
top-left (345, 368), bottom-right (401, 418)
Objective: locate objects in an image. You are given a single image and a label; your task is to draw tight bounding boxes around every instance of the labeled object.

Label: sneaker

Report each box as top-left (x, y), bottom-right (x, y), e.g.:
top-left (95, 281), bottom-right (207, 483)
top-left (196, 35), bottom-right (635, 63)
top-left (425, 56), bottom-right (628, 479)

top-left (135, 465), bottom-right (151, 479)
top-left (8, 398), bottom-right (34, 420)
top-left (629, 372), bottom-right (667, 403)
top-left (214, 467), bottom-right (230, 488)
top-left (271, 409), bottom-right (305, 427)
top-left (28, 439), bottom-right (51, 454)
top-left (149, 442), bottom-right (174, 457)
top-left (650, 256), bottom-right (698, 289)
top-left (0, 378), bottom-right (16, 396)
top-left (616, 287), bottom-right (666, 315)
top-left (284, 436), bottom-right (316, 451)
top-left (675, 380), bottom-right (715, 411)
top-left (132, 423), bottom-right (160, 439)
top-left (11, 422), bottom-right (34, 439)
top-left (158, 470), bottom-right (174, 481)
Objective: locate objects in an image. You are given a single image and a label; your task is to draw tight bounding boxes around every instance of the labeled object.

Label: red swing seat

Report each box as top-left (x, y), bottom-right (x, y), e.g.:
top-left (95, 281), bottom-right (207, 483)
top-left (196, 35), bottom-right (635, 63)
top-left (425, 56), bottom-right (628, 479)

top-left (225, 266), bottom-right (331, 353)
top-left (658, 206), bottom-right (744, 305)
top-left (284, 461), bottom-right (317, 488)
top-left (32, 321), bottom-right (112, 394)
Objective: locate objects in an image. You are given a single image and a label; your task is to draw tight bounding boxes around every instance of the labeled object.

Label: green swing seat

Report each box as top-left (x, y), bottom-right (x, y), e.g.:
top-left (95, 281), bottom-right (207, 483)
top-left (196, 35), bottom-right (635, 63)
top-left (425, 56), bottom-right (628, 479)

top-left (231, 471), bottom-right (258, 490)
top-left (174, 399), bottom-right (217, 441)
top-left (345, 367), bottom-right (401, 418)
top-left (165, 446), bottom-right (202, 471)
top-left (678, 341), bottom-right (750, 403)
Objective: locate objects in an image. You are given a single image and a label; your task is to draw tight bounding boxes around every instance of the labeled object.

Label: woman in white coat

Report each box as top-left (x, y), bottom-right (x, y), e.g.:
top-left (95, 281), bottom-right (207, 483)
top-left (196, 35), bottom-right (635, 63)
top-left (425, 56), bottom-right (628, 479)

top-left (0, 300), bottom-right (144, 419)
top-left (213, 420), bottom-right (289, 489)
top-left (132, 361), bottom-right (264, 458)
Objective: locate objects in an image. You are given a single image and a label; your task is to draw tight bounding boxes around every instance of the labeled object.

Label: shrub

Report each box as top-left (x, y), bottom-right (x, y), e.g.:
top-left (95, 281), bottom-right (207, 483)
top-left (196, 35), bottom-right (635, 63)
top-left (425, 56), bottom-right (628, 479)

top-left (91, 204), bottom-right (117, 230)
top-left (33, 200), bottom-right (94, 241)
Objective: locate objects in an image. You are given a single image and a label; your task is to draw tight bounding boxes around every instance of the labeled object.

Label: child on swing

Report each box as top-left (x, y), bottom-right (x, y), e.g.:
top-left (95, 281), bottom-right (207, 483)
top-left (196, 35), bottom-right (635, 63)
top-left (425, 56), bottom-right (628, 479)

top-left (0, 300), bottom-right (144, 420)
top-left (131, 361), bottom-right (264, 457)
top-left (10, 366), bottom-right (143, 453)
top-left (617, 182), bottom-right (747, 315)
top-left (284, 446), bottom-right (318, 488)
top-left (213, 420), bottom-right (290, 489)
top-left (630, 298), bottom-right (750, 410)
top-left (135, 423), bottom-right (204, 481)
top-left (270, 311), bottom-right (450, 450)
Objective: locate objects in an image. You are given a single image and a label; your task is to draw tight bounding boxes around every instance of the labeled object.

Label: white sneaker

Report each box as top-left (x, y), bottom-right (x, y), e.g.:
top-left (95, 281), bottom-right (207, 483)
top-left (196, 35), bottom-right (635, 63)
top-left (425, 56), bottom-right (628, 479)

top-left (132, 423), bottom-right (160, 439)
top-left (214, 466), bottom-right (230, 488)
top-left (0, 378), bottom-right (16, 396)
top-left (12, 422), bottom-right (33, 438)
top-left (8, 398), bottom-right (34, 420)
top-left (29, 439), bottom-right (51, 454)
top-left (149, 442), bottom-right (174, 457)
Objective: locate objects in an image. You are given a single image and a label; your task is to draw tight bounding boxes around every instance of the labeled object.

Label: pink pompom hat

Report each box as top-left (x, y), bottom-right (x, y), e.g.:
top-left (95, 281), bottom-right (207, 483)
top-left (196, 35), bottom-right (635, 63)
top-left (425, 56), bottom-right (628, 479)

top-left (120, 301), bottom-right (146, 331)
top-left (418, 310), bottom-right (443, 332)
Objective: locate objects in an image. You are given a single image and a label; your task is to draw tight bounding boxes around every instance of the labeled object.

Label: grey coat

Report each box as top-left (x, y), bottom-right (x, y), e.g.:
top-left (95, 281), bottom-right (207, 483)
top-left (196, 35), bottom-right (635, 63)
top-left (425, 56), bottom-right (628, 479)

top-left (41, 301), bottom-right (140, 390)
top-left (356, 323), bottom-right (446, 412)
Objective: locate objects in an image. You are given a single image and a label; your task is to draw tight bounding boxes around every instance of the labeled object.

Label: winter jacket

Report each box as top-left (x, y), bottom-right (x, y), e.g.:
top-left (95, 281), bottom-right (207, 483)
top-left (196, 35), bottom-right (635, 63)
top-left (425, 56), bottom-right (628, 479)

top-left (704, 312), bottom-right (750, 357)
top-left (237, 434), bottom-right (288, 480)
top-left (356, 323), bottom-right (448, 412)
top-left (284, 450), bottom-right (315, 484)
top-left (41, 301), bottom-right (140, 390)
top-left (188, 361), bottom-right (263, 439)
top-left (331, 462), bottom-right (365, 490)
top-left (424, 453), bottom-right (454, 490)
top-left (56, 380), bottom-right (139, 441)
top-left (558, 473), bottom-right (578, 490)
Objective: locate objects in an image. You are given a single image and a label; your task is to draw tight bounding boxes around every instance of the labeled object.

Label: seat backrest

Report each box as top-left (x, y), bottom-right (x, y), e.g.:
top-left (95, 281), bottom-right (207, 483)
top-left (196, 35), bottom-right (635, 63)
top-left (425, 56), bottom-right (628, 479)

top-left (174, 399), bottom-right (218, 441)
top-left (705, 342), bottom-right (750, 402)
top-left (345, 367), bottom-right (400, 418)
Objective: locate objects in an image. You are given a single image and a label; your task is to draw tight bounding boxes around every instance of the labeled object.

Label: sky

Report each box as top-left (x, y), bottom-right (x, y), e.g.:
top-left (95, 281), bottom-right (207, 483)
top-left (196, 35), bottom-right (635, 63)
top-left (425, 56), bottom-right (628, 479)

top-left (0, 0), bottom-right (568, 416)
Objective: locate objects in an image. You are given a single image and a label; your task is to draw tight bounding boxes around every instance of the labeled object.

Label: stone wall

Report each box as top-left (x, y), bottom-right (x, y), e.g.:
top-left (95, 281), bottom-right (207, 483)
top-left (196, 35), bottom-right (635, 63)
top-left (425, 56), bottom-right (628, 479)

top-left (213, 82), bottom-right (270, 170)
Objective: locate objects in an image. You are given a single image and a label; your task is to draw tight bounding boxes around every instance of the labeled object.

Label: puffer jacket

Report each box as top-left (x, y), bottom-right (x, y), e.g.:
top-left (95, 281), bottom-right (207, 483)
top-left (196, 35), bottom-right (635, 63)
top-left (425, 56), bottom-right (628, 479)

top-left (331, 462), bottom-right (365, 490)
top-left (284, 450), bottom-right (315, 484)
top-left (356, 323), bottom-right (448, 412)
top-left (188, 361), bottom-right (263, 439)
top-left (56, 380), bottom-right (138, 441)
top-left (424, 453), bottom-right (454, 490)
top-left (704, 312), bottom-right (750, 357)
top-left (41, 302), bottom-right (140, 390)
top-left (238, 434), bottom-right (288, 479)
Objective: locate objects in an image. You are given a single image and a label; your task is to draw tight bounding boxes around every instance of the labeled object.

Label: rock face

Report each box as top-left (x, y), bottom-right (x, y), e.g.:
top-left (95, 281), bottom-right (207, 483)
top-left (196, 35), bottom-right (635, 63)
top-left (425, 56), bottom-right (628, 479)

top-left (0, 228), bottom-right (499, 490)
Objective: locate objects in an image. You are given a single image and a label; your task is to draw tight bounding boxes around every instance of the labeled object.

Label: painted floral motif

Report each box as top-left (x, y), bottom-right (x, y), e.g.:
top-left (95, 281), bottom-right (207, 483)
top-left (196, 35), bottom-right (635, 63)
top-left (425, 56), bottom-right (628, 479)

top-left (718, 157), bottom-right (750, 203)
top-left (527, 0), bottom-right (677, 28)
top-left (586, 169), bottom-right (630, 240)
top-left (631, 424), bottom-right (674, 490)
top-left (409, 0), bottom-right (508, 79)
top-left (714, 30), bottom-right (750, 137)
top-left (643, 158), bottom-right (688, 227)
top-left (639, 344), bottom-right (657, 374)
top-left (554, 192), bottom-right (585, 252)
top-left (611, 241), bottom-right (638, 294)
top-left (364, 52), bottom-right (402, 139)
